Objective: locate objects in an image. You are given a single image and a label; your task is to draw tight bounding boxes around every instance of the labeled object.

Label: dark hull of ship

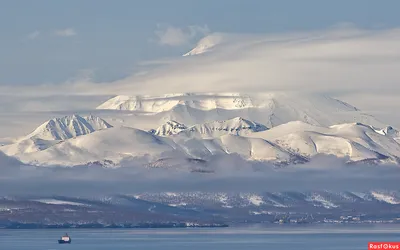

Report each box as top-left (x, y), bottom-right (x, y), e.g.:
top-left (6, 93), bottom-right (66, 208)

top-left (58, 239), bottom-right (71, 244)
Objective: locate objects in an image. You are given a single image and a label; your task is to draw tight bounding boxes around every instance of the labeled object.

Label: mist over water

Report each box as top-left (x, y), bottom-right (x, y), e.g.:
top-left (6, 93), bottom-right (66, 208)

top-left (1, 152), bottom-right (399, 196)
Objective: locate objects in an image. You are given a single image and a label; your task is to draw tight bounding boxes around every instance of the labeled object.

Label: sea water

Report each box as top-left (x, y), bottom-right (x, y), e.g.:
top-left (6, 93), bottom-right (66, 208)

top-left (1, 224), bottom-right (399, 250)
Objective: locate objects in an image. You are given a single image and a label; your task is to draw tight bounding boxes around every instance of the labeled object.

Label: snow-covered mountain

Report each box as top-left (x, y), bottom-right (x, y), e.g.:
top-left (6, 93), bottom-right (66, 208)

top-left (246, 121), bottom-right (400, 163)
top-left (149, 120), bottom-right (187, 136)
top-left (182, 33), bottom-right (258, 56)
top-left (96, 93), bottom-right (256, 112)
top-left (1, 93), bottom-right (399, 167)
top-left (6, 120), bottom-right (398, 167)
top-left (183, 33), bottom-right (225, 56)
top-left (9, 126), bottom-right (179, 166)
top-left (26, 114), bottom-right (112, 141)
top-left (0, 115), bottom-right (112, 155)
top-left (96, 92), bottom-right (385, 130)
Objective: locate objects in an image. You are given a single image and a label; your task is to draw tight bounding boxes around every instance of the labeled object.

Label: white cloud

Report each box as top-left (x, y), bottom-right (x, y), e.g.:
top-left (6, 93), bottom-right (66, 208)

top-left (27, 30), bottom-right (40, 40)
top-left (4, 26), bottom-right (400, 126)
top-left (1, 155), bottom-right (400, 195)
top-left (93, 27), bottom-right (399, 99)
top-left (154, 24), bottom-right (210, 46)
top-left (54, 28), bottom-right (77, 37)
top-left (5, 27), bottom-right (400, 98)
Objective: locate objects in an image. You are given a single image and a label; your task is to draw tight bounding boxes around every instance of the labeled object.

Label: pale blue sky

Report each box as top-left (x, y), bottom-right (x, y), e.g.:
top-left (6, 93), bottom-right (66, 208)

top-left (0, 0), bottom-right (399, 86)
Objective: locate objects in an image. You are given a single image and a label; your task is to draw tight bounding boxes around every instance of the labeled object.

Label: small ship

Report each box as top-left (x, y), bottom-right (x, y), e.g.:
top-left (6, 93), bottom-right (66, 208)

top-left (58, 233), bottom-right (71, 244)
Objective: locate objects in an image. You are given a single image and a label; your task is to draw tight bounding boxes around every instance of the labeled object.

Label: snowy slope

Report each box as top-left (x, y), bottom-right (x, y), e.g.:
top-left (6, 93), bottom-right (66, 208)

top-left (167, 133), bottom-right (301, 164)
top-left (26, 114), bottom-right (112, 141)
top-left (151, 120), bottom-right (400, 164)
top-left (0, 118), bottom-right (299, 166)
top-left (247, 121), bottom-right (400, 162)
top-left (152, 117), bottom-right (267, 138)
top-left (0, 115), bottom-right (112, 155)
top-left (214, 135), bottom-right (296, 162)
top-left (6, 127), bottom-right (294, 166)
top-left (178, 117), bottom-right (267, 138)
top-left (14, 126), bottom-right (178, 166)
top-left (96, 92), bottom-right (385, 130)
top-left (96, 93), bottom-right (255, 112)
top-left (96, 94), bottom-right (183, 112)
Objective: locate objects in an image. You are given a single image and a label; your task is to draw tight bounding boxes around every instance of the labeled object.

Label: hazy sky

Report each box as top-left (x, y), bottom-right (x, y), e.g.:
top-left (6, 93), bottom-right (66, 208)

top-left (1, 0), bottom-right (399, 86)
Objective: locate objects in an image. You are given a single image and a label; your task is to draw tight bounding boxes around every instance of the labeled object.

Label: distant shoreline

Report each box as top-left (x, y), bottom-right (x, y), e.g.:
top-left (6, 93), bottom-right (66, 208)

top-left (3, 221), bottom-right (400, 229)
top-left (0, 222), bottom-right (229, 229)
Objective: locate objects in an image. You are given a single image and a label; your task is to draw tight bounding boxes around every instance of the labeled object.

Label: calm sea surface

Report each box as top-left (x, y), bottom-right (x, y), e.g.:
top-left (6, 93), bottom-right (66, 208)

top-left (1, 224), bottom-right (399, 250)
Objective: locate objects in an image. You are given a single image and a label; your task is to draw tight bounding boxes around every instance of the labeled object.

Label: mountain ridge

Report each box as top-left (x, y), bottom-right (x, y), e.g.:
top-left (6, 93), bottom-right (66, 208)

top-left (0, 115), bottom-right (112, 155)
top-left (95, 92), bottom-right (381, 130)
top-left (151, 117), bottom-right (267, 138)
top-left (1, 93), bottom-right (399, 167)
top-left (26, 114), bottom-right (112, 141)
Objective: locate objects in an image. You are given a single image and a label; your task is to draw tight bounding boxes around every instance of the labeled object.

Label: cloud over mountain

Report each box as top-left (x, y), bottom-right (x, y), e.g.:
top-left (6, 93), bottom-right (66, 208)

top-left (106, 27), bottom-right (400, 96)
top-left (3, 27), bottom-right (400, 128)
